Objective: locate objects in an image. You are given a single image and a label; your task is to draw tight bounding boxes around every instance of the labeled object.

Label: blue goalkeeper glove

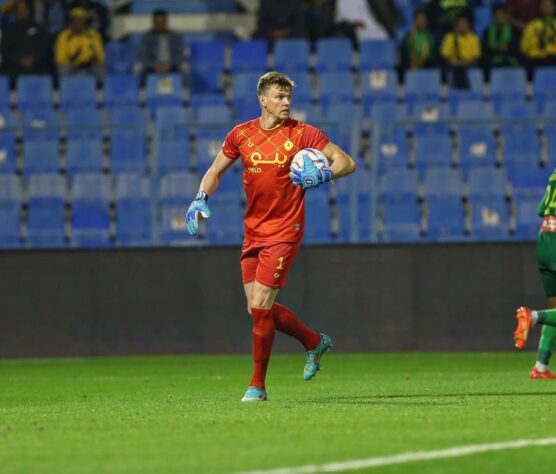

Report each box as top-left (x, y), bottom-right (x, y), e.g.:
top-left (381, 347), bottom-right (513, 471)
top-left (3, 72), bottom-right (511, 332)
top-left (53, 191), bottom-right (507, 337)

top-left (185, 191), bottom-right (211, 236)
top-left (289, 155), bottom-right (333, 190)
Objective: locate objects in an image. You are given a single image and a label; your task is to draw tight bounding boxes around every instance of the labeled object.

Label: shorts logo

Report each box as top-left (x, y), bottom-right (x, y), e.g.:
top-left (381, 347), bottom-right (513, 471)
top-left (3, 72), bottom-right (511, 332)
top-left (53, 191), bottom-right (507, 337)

top-left (274, 272), bottom-right (280, 279)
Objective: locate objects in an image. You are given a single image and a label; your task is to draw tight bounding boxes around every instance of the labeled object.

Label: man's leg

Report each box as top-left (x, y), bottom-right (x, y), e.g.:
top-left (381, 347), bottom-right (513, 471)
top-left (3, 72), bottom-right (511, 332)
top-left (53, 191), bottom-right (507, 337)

top-left (272, 303), bottom-right (321, 350)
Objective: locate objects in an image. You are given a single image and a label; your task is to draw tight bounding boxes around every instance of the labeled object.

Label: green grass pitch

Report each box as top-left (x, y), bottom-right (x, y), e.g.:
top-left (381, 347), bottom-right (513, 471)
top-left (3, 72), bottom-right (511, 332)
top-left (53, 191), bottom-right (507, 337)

top-left (2, 352), bottom-right (556, 473)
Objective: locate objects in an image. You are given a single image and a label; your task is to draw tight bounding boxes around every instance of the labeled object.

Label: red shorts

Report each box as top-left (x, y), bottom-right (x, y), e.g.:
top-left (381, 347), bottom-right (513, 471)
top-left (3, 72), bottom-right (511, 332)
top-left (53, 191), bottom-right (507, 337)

top-left (240, 239), bottom-right (301, 289)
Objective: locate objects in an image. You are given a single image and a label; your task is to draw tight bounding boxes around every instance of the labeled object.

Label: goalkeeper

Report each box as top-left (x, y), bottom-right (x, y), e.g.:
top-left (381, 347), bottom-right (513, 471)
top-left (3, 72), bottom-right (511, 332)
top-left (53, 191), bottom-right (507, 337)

top-left (514, 169), bottom-right (556, 379)
top-left (185, 72), bottom-right (356, 401)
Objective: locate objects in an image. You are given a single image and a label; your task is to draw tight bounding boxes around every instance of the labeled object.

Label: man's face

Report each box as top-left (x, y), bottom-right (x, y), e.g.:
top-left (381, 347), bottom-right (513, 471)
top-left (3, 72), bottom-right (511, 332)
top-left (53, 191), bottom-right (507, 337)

top-left (70, 16), bottom-right (86, 31)
top-left (455, 17), bottom-right (470, 34)
top-left (153, 14), bottom-right (168, 33)
top-left (260, 85), bottom-right (292, 121)
top-left (414, 12), bottom-right (427, 30)
top-left (494, 8), bottom-right (507, 24)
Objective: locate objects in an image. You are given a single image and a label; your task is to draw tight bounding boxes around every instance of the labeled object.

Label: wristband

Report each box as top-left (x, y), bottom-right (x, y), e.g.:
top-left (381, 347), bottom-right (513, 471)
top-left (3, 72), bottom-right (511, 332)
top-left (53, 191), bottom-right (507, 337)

top-left (195, 191), bottom-right (208, 202)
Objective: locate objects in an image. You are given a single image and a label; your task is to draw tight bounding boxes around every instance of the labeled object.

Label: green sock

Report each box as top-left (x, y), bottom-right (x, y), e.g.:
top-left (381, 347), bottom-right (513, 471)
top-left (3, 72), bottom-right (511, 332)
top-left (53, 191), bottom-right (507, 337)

top-left (537, 308), bottom-right (556, 326)
top-left (537, 325), bottom-right (556, 365)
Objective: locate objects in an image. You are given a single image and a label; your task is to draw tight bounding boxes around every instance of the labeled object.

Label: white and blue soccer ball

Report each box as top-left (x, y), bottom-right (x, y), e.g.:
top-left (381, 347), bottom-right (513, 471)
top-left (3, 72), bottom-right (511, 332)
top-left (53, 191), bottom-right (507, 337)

top-left (290, 148), bottom-right (329, 174)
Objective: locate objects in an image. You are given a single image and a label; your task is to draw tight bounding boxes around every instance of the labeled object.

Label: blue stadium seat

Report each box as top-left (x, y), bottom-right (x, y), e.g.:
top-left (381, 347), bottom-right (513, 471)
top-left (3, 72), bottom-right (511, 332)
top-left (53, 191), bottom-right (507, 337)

top-left (381, 201), bottom-right (422, 242)
top-left (490, 68), bottom-right (527, 111)
top-left (497, 101), bottom-right (537, 134)
top-left (455, 100), bottom-right (496, 135)
top-left (108, 106), bottom-right (148, 135)
top-left (414, 134), bottom-right (454, 170)
top-left (16, 75), bottom-right (53, 110)
top-left (159, 205), bottom-right (194, 245)
top-left (315, 38), bottom-right (352, 72)
top-left (184, 31), bottom-right (236, 45)
top-left (446, 68), bottom-right (484, 111)
top-left (510, 166), bottom-right (549, 199)
top-left (361, 70), bottom-right (397, 108)
top-left (110, 131), bottom-right (147, 174)
top-left (376, 129), bottom-right (410, 172)
top-left (190, 40), bottom-right (225, 68)
top-left (474, 5), bottom-right (492, 36)
top-left (426, 197), bottom-right (466, 241)
top-left (64, 107), bottom-right (104, 139)
top-left (159, 172), bottom-right (198, 205)
top-left (157, 138), bottom-right (191, 174)
top-left (323, 103), bottom-right (364, 134)
top-left (66, 138), bottom-right (104, 175)
top-left (289, 72), bottom-right (313, 104)
top-left (469, 197), bottom-right (510, 240)
top-left (533, 67), bottom-right (556, 112)
top-left (291, 103), bottom-right (323, 123)
top-left (337, 169), bottom-right (373, 242)
top-left (423, 168), bottom-right (464, 200)
top-left (213, 168), bottom-right (242, 194)
top-left (27, 173), bottom-right (66, 201)
top-left (205, 199), bottom-right (244, 245)
top-left (71, 173), bottom-right (112, 247)
top-left (304, 192), bottom-right (333, 243)
top-left (104, 74), bottom-right (140, 108)
top-left (467, 167), bottom-right (508, 198)
top-left (318, 72), bottom-right (355, 105)
top-left (196, 137), bottom-right (224, 171)
top-left (230, 40), bottom-right (268, 72)
top-left (370, 103), bottom-right (408, 129)
top-left (145, 73), bottom-right (184, 110)
top-left (190, 41), bottom-right (225, 97)
top-left (515, 197), bottom-right (541, 240)
top-left (502, 129), bottom-right (541, 172)
top-left (411, 102), bottom-right (451, 136)
top-left (0, 134), bottom-right (16, 174)
top-left (155, 105), bottom-right (190, 139)
top-left (115, 173), bottom-right (151, 245)
top-left (0, 175), bottom-right (22, 247)
top-left (404, 69), bottom-right (441, 107)
top-left (105, 42), bottom-right (133, 74)
top-left (458, 130), bottom-right (497, 173)
top-left (59, 76), bottom-right (97, 109)
top-left (546, 131), bottom-right (556, 168)
top-left (378, 168), bottom-right (419, 203)
top-left (23, 140), bottom-right (59, 175)
top-left (132, 0), bottom-right (237, 13)
top-left (196, 104), bottom-right (234, 137)
top-left (0, 75), bottom-right (9, 109)
top-left (273, 38), bottom-right (310, 72)
top-left (234, 102), bottom-right (261, 123)
top-left (359, 40), bottom-right (396, 70)
top-left (232, 71), bottom-right (267, 108)
top-left (21, 108), bottom-right (61, 141)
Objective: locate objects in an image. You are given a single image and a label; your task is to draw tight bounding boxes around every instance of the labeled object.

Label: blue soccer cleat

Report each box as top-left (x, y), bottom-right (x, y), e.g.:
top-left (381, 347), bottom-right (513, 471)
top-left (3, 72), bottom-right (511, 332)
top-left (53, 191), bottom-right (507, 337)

top-left (304, 333), bottom-right (333, 381)
top-left (241, 386), bottom-right (268, 402)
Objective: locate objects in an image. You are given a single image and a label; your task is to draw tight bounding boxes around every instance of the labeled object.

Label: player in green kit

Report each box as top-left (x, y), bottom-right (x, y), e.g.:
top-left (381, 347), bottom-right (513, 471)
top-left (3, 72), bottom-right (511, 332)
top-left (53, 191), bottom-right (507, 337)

top-left (514, 169), bottom-right (556, 379)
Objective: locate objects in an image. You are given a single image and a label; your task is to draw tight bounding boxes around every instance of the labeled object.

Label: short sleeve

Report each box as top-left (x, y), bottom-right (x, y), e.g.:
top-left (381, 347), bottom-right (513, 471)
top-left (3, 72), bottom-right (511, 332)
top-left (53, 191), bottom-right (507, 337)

top-left (302, 124), bottom-right (329, 151)
top-left (222, 127), bottom-right (240, 160)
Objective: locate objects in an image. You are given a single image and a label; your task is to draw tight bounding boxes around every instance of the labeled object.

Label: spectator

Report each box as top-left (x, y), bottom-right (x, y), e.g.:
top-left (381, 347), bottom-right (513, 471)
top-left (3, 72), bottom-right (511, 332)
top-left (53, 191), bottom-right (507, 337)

top-left (0, 0), bottom-right (52, 83)
top-left (482, 4), bottom-right (520, 69)
top-left (54, 6), bottom-right (105, 81)
top-left (521, 0), bottom-right (556, 68)
top-left (506, 0), bottom-right (541, 30)
top-left (303, 0), bottom-right (335, 42)
top-left (67, 0), bottom-right (108, 41)
top-left (400, 10), bottom-right (437, 71)
top-left (256, 0), bottom-right (304, 42)
top-left (441, 15), bottom-right (481, 88)
top-left (41, 0), bottom-right (69, 36)
top-left (135, 9), bottom-right (184, 80)
top-left (426, 0), bottom-right (473, 40)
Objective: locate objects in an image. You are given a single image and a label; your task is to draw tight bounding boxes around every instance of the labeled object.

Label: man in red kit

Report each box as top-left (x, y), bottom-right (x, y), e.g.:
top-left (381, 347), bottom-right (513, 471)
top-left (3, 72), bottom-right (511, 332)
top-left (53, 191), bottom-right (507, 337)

top-left (185, 71), bottom-right (356, 402)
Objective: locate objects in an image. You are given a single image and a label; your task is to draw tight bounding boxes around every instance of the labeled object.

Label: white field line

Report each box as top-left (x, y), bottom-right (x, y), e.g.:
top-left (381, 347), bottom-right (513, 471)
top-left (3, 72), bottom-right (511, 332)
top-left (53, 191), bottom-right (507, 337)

top-left (235, 437), bottom-right (556, 474)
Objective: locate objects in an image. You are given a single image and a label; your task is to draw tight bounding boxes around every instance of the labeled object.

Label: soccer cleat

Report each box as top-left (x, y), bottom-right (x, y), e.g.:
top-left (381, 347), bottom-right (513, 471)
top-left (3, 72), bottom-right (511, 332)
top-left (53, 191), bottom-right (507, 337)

top-left (304, 333), bottom-right (333, 381)
top-left (530, 367), bottom-right (556, 379)
top-left (514, 306), bottom-right (533, 350)
top-left (241, 386), bottom-right (268, 402)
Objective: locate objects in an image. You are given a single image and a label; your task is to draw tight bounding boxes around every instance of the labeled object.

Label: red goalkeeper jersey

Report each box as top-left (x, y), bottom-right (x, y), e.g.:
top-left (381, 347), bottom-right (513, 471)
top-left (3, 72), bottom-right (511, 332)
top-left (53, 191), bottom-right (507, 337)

top-left (222, 118), bottom-right (329, 242)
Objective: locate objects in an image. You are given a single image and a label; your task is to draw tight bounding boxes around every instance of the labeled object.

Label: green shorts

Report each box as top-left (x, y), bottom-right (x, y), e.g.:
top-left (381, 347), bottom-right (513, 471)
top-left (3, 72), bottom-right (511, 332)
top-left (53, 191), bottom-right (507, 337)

top-left (537, 232), bottom-right (556, 297)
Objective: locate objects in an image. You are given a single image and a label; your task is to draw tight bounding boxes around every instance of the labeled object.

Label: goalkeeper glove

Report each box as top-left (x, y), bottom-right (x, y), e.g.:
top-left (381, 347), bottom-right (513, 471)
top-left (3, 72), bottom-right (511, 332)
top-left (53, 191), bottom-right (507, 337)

top-left (289, 155), bottom-right (332, 190)
top-left (185, 191), bottom-right (211, 236)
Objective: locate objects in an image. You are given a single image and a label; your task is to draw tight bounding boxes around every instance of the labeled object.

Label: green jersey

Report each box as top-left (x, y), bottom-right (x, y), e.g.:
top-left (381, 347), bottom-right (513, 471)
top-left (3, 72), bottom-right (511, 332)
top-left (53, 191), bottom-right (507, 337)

top-left (538, 169), bottom-right (556, 217)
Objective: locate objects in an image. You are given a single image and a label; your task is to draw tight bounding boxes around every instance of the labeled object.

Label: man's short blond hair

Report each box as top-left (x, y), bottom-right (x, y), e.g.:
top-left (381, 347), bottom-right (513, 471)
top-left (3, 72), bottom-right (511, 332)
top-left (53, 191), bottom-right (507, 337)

top-left (257, 71), bottom-right (295, 96)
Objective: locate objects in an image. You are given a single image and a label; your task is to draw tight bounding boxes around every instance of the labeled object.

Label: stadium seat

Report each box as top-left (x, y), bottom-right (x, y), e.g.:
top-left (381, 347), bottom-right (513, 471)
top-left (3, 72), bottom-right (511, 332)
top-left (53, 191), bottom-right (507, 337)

top-left (159, 172), bottom-right (198, 205)
top-left (381, 201), bottom-right (422, 242)
top-left (157, 138), bottom-right (191, 174)
top-left (196, 104), bottom-right (234, 137)
top-left (315, 38), bottom-right (353, 72)
top-left (21, 108), bottom-right (61, 141)
top-left (104, 74), bottom-right (140, 108)
top-left (423, 167), bottom-right (464, 200)
top-left (426, 197), bottom-right (466, 241)
top-left (510, 166), bottom-right (549, 198)
top-left (469, 197), bottom-right (510, 240)
top-left (0, 134), bottom-right (16, 174)
top-left (515, 197), bottom-right (542, 240)
top-left (533, 67), bottom-right (556, 112)
top-left (66, 138), bottom-right (104, 175)
top-left (455, 100), bottom-right (496, 136)
top-left (273, 39), bottom-right (310, 72)
top-left (467, 167), bottom-right (508, 198)
top-left (0, 175), bottom-right (22, 247)
top-left (411, 102), bottom-right (451, 136)
top-left (196, 137), bottom-right (225, 171)
top-left (155, 105), bottom-right (190, 139)
top-left (288, 72), bottom-right (313, 104)
top-left (105, 42), bottom-right (134, 74)
top-left (337, 168), bottom-right (373, 242)
top-left (230, 40), bottom-right (268, 72)
top-left (502, 129), bottom-right (541, 172)
top-left (159, 205), bottom-right (195, 245)
top-left (361, 70), bottom-right (397, 108)
top-left (404, 69), bottom-right (441, 107)
top-left (16, 75), bottom-right (53, 110)
top-left (414, 134), bottom-right (454, 170)
top-left (378, 168), bottom-right (419, 203)
top-left (376, 128), bottom-right (410, 172)
top-left (446, 68), bottom-right (484, 111)
top-left (110, 130), bottom-right (147, 174)
top-left (490, 68), bottom-right (527, 111)
top-left (234, 102), bottom-right (261, 123)
top-left (108, 106), bottom-right (148, 135)
top-left (458, 130), bottom-right (497, 173)
top-left (23, 140), bottom-right (59, 175)
top-left (183, 31), bottom-right (236, 44)
top-left (64, 107), bottom-right (104, 139)
top-left (59, 76), bottom-right (97, 109)
top-left (290, 104), bottom-right (323, 123)
top-left (359, 40), bottom-right (396, 70)
top-left (0, 75), bottom-right (8, 109)
top-left (304, 192), bottom-right (333, 244)
top-left (545, 131), bottom-right (556, 168)
top-left (205, 199), bottom-right (244, 245)
top-left (132, 0), bottom-right (236, 13)
top-left (323, 103), bottom-right (364, 150)
top-left (190, 41), bottom-right (226, 97)
top-left (497, 101), bottom-right (537, 134)
top-left (543, 102), bottom-right (556, 135)
top-left (145, 73), bottom-right (184, 110)
top-left (232, 71), bottom-right (267, 107)
top-left (474, 5), bottom-right (492, 36)
top-left (318, 72), bottom-right (355, 106)
top-left (115, 173), bottom-right (151, 245)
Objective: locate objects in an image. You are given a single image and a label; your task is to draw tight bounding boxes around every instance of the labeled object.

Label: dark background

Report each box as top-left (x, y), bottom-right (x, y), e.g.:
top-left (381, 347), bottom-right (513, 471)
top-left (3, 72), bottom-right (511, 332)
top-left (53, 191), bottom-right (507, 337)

top-left (0, 242), bottom-right (545, 358)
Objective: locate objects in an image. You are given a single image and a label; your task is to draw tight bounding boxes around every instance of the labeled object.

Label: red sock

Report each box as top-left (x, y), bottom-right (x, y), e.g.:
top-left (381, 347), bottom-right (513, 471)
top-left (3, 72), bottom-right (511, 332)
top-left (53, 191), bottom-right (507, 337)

top-left (249, 307), bottom-right (275, 389)
top-left (272, 303), bottom-right (321, 350)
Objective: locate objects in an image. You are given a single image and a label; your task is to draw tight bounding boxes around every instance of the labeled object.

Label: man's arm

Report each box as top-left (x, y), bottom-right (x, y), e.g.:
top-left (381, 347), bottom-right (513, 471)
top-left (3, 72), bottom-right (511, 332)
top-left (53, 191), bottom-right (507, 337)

top-left (198, 150), bottom-right (236, 196)
top-left (321, 141), bottom-right (356, 179)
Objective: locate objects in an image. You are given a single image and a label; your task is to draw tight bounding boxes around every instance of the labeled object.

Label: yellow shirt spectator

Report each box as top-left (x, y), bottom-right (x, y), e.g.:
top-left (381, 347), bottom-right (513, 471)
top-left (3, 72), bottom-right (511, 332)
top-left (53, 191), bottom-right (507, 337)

top-left (441, 31), bottom-right (481, 64)
top-left (521, 18), bottom-right (556, 58)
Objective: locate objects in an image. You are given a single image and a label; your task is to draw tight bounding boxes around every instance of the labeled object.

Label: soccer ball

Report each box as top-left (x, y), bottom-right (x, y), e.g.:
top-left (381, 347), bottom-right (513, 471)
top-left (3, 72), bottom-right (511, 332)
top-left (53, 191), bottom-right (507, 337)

top-left (290, 148), bottom-right (329, 174)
